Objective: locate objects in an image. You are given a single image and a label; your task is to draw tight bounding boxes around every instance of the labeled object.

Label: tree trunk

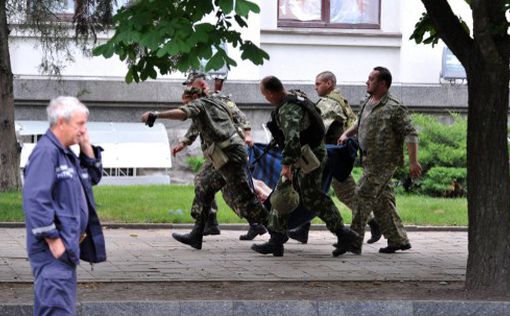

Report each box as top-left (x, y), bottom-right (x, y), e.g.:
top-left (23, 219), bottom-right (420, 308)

top-left (465, 53), bottom-right (510, 293)
top-left (0, 1), bottom-right (21, 192)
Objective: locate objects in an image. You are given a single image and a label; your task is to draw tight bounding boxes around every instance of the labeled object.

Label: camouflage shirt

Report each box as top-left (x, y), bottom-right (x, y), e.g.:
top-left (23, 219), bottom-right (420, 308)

top-left (316, 89), bottom-right (357, 144)
top-left (179, 97), bottom-right (246, 163)
top-left (275, 99), bottom-right (325, 166)
top-left (357, 93), bottom-right (418, 169)
top-left (179, 95), bottom-right (250, 146)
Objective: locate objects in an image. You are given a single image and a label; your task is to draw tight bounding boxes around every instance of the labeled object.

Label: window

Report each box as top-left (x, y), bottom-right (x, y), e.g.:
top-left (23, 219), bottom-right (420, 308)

top-left (52, 0), bottom-right (129, 18)
top-left (278, 0), bottom-right (380, 29)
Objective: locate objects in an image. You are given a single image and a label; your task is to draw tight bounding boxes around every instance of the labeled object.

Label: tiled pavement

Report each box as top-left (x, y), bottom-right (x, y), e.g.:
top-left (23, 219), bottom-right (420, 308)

top-left (0, 228), bottom-right (467, 283)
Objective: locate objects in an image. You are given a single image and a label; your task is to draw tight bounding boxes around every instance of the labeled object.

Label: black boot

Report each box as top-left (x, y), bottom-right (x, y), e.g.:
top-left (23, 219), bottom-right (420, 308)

top-left (239, 223), bottom-right (267, 240)
top-left (332, 226), bottom-right (360, 257)
top-left (172, 221), bottom-right (205, 250)
top-left (203, 211), bottom-right (221, 236)
top-left (251, 231), bottom-right (286, 257)
top-left (288, 221), bottom-right (310, 244)
top-left (366, 218), bottom-right (382, 244)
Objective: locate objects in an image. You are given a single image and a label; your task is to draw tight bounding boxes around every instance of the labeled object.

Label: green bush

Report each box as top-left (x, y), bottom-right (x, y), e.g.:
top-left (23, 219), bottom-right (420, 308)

top-left (186, 156), bottom-right (205, 173)
top-left (418, 167), bottom-right (467, 197)
top-left (395, 113), bottom-right (467, 195)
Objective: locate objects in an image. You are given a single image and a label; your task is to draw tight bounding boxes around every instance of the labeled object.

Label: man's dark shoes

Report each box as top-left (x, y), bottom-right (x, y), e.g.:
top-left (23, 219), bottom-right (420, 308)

top-left (203, 213), bottom-right (221, 236)
top-left (288, 222), bottom-right (310, 244)
top-left (367, 218), bottom-right (382, 244)
top-left (379, 243), bottom-right (411, 254)
top-left (332, 244), bottom-right (361, 257)
top-left (332, 226), bottom-right (360, 257)
top-left (239, 223), bottom-right (267, 240)
top-left (251, 232), bottom-right (285, 257)
top-left (172, 223), bottom-right (204, 249)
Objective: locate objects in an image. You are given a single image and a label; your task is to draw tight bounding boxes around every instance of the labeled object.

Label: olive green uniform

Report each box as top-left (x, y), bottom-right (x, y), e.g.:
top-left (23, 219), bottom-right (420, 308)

top-left (179, 97), bottom-right (267, 225)
top-left (268, 100), bottom-right (345, 234)
top-left (316, 89), bottom-right (357, 213)
top-left (351, 93), bottom-right (418, 248)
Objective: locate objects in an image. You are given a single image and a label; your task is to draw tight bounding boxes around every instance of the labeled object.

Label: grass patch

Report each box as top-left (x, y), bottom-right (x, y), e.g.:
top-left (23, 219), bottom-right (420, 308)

top-left (0, 185), bottom-right (467, 226)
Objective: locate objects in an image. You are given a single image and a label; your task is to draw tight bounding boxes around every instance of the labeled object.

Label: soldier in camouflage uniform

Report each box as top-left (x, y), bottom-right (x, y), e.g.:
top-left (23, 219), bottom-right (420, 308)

top-left (337, 66), bottom-right (422, 255)
top-left (251, 76), bottom-right (358, 257)
top-left (176, 74), bottom-right (267, 240)
top-left (288, 71), bottom-right (382, 245)
top-left (142, 87), bottom-right (269, 250)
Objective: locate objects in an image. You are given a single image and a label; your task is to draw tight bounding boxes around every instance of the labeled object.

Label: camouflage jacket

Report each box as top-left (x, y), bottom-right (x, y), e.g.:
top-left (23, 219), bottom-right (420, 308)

top-left (316, 89), bottom-right (357, 144)
top-left (179, 94), bottom-right (250, 146)
top-left (275, 99), bottom-right (325, 166)
top-left (357, 93), bottom-right (418, 169)
top-left (179, 97), bottom-right (246, 163)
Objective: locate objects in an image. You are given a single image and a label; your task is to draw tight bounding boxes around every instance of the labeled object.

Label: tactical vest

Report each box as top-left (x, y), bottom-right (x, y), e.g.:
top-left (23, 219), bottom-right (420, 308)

top-left (266, 94), bottom-right (325, 149)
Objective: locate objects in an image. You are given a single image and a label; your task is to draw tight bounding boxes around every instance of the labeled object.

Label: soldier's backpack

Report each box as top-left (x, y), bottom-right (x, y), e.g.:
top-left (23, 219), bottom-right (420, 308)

top-left (266, 93), bottom-right (325, 149)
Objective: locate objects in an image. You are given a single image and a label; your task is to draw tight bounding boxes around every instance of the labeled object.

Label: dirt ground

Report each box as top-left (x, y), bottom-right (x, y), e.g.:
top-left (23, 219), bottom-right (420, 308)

top-left (2, 281), bottom-right (510, 304)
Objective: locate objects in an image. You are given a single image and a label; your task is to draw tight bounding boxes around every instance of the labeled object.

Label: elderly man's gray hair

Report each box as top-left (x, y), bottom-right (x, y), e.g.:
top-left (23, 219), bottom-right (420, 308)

top-left (47, 96), bottom-right (89, 127)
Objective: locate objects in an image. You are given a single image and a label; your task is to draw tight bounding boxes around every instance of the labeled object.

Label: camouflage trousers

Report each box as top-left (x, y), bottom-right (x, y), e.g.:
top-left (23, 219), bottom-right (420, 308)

top-left (190, 160), bottom-right (268, 225)
top-left (331, 175), bottom-right (374, 221)
top-left (350, 165), bottom-right (409, 249)
top-left (268, 150), bottom-right (345, 234)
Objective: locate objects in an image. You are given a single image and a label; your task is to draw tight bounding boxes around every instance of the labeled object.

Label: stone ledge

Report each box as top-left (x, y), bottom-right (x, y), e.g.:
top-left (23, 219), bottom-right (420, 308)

top-left (2, 300), bottom-right (509, 316)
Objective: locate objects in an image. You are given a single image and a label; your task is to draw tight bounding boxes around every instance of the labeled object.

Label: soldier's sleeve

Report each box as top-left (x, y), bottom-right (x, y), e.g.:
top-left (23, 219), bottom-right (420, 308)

top-left (179, 121), bottom-right (199, 145)
top-left (279, 103), bottom-right (304, 165)
top-left (228, 101), bottom-right (251, 131)
top-left (392, 103), bottom-right (419, 144)
top-left (178, 99), bottom-right (203, 120)
top-left (22, 146), bottom-right (60, 240)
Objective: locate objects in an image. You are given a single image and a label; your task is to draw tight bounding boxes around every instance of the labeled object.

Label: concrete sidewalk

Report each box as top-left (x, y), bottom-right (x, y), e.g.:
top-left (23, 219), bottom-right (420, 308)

top-left (5, 227), bottom-right (510, 316)
top-left (0, 227), bottom-right (467, 283)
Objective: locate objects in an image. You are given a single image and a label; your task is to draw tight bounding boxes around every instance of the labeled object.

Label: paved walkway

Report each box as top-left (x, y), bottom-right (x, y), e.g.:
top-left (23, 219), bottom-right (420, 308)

top-left (0, 227), bottom-right (467, 283)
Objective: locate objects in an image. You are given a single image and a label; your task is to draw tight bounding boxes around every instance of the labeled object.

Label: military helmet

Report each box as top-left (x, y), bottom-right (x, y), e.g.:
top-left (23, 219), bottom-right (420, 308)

top-left (270, 177), bottom-right (300, 215)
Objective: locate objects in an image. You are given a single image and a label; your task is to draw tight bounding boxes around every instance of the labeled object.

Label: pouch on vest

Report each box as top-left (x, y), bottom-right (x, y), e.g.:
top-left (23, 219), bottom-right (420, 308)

top-left (205, 143), bottom-right (229, 170)
top-left (296, 144), bottom-right (320, 174)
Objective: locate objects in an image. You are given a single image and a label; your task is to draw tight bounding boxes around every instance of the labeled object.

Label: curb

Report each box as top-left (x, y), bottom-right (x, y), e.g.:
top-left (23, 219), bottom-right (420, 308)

top-left (0, 222), bottom-right (468, 232)
top-left (2, 300), bottom-right (509, 316)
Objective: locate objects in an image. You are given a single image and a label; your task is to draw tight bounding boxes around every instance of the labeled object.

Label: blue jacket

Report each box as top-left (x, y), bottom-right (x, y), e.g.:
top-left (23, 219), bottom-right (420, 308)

top-left (23, 129), bottom-right (106, 265)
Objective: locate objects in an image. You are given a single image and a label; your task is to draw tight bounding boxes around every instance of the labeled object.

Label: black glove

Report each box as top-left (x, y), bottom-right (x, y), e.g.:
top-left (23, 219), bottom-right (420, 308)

top-left (146, 112), bottom-right (158, 127)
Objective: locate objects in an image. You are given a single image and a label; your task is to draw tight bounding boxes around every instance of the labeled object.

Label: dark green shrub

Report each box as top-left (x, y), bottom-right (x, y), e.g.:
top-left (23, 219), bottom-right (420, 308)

top-left (395, 113), bottom-right (467, 195)
top-left (186, 156), bottom-right (205, 173)
top-left (418, 167), bottom-right (467, 197)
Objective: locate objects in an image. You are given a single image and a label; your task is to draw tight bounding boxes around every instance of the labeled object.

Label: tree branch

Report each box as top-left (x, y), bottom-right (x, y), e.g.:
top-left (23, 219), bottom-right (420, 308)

top-left (471, 1), bottom-right (505, 63)
top-left (421, 0), bottom-right (474, 65)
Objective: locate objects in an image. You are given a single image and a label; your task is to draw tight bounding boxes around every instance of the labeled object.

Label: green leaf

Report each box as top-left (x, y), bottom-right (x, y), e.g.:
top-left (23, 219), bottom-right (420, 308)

top-left (218, 0), bottom-right (234, 14)
top-left (240, 41), bottom-right (269, 65)
top-left (205, 52), bottom-right (225, 71)
top-left (234, 15), bottom-right (248, 28)
top-left (125, 68), bottom-right (134, 84)
top-left (235, 0), bottom-right (260, 17)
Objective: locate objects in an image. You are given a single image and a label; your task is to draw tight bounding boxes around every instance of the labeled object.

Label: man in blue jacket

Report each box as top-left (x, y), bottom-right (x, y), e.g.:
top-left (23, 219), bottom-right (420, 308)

top-left (23, 96), bottom-right (106, 315)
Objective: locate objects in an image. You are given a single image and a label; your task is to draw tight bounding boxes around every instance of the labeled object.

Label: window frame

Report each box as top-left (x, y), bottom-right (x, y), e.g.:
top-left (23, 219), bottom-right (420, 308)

top-left (277, 0), bottom-right (381, 29)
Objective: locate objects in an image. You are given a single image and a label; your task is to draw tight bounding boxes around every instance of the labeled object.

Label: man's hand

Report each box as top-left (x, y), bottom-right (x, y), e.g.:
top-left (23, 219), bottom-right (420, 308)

top-left (141, 111), bottom-right (158, 127)
top-left (281, 164), bottom-right (293, 181)
top-left (409, 161), bottom-right (422, 179)
top-left (172, 142), bottom-right (187, 157)
top-left (78, 128), bottom-right (95, 158)
top-left (244, 133), bottom-right (254, 147)
top-left (46, 237), bottom-right (66, 259)
top-left (338, 133), bottom-right (349, 145)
